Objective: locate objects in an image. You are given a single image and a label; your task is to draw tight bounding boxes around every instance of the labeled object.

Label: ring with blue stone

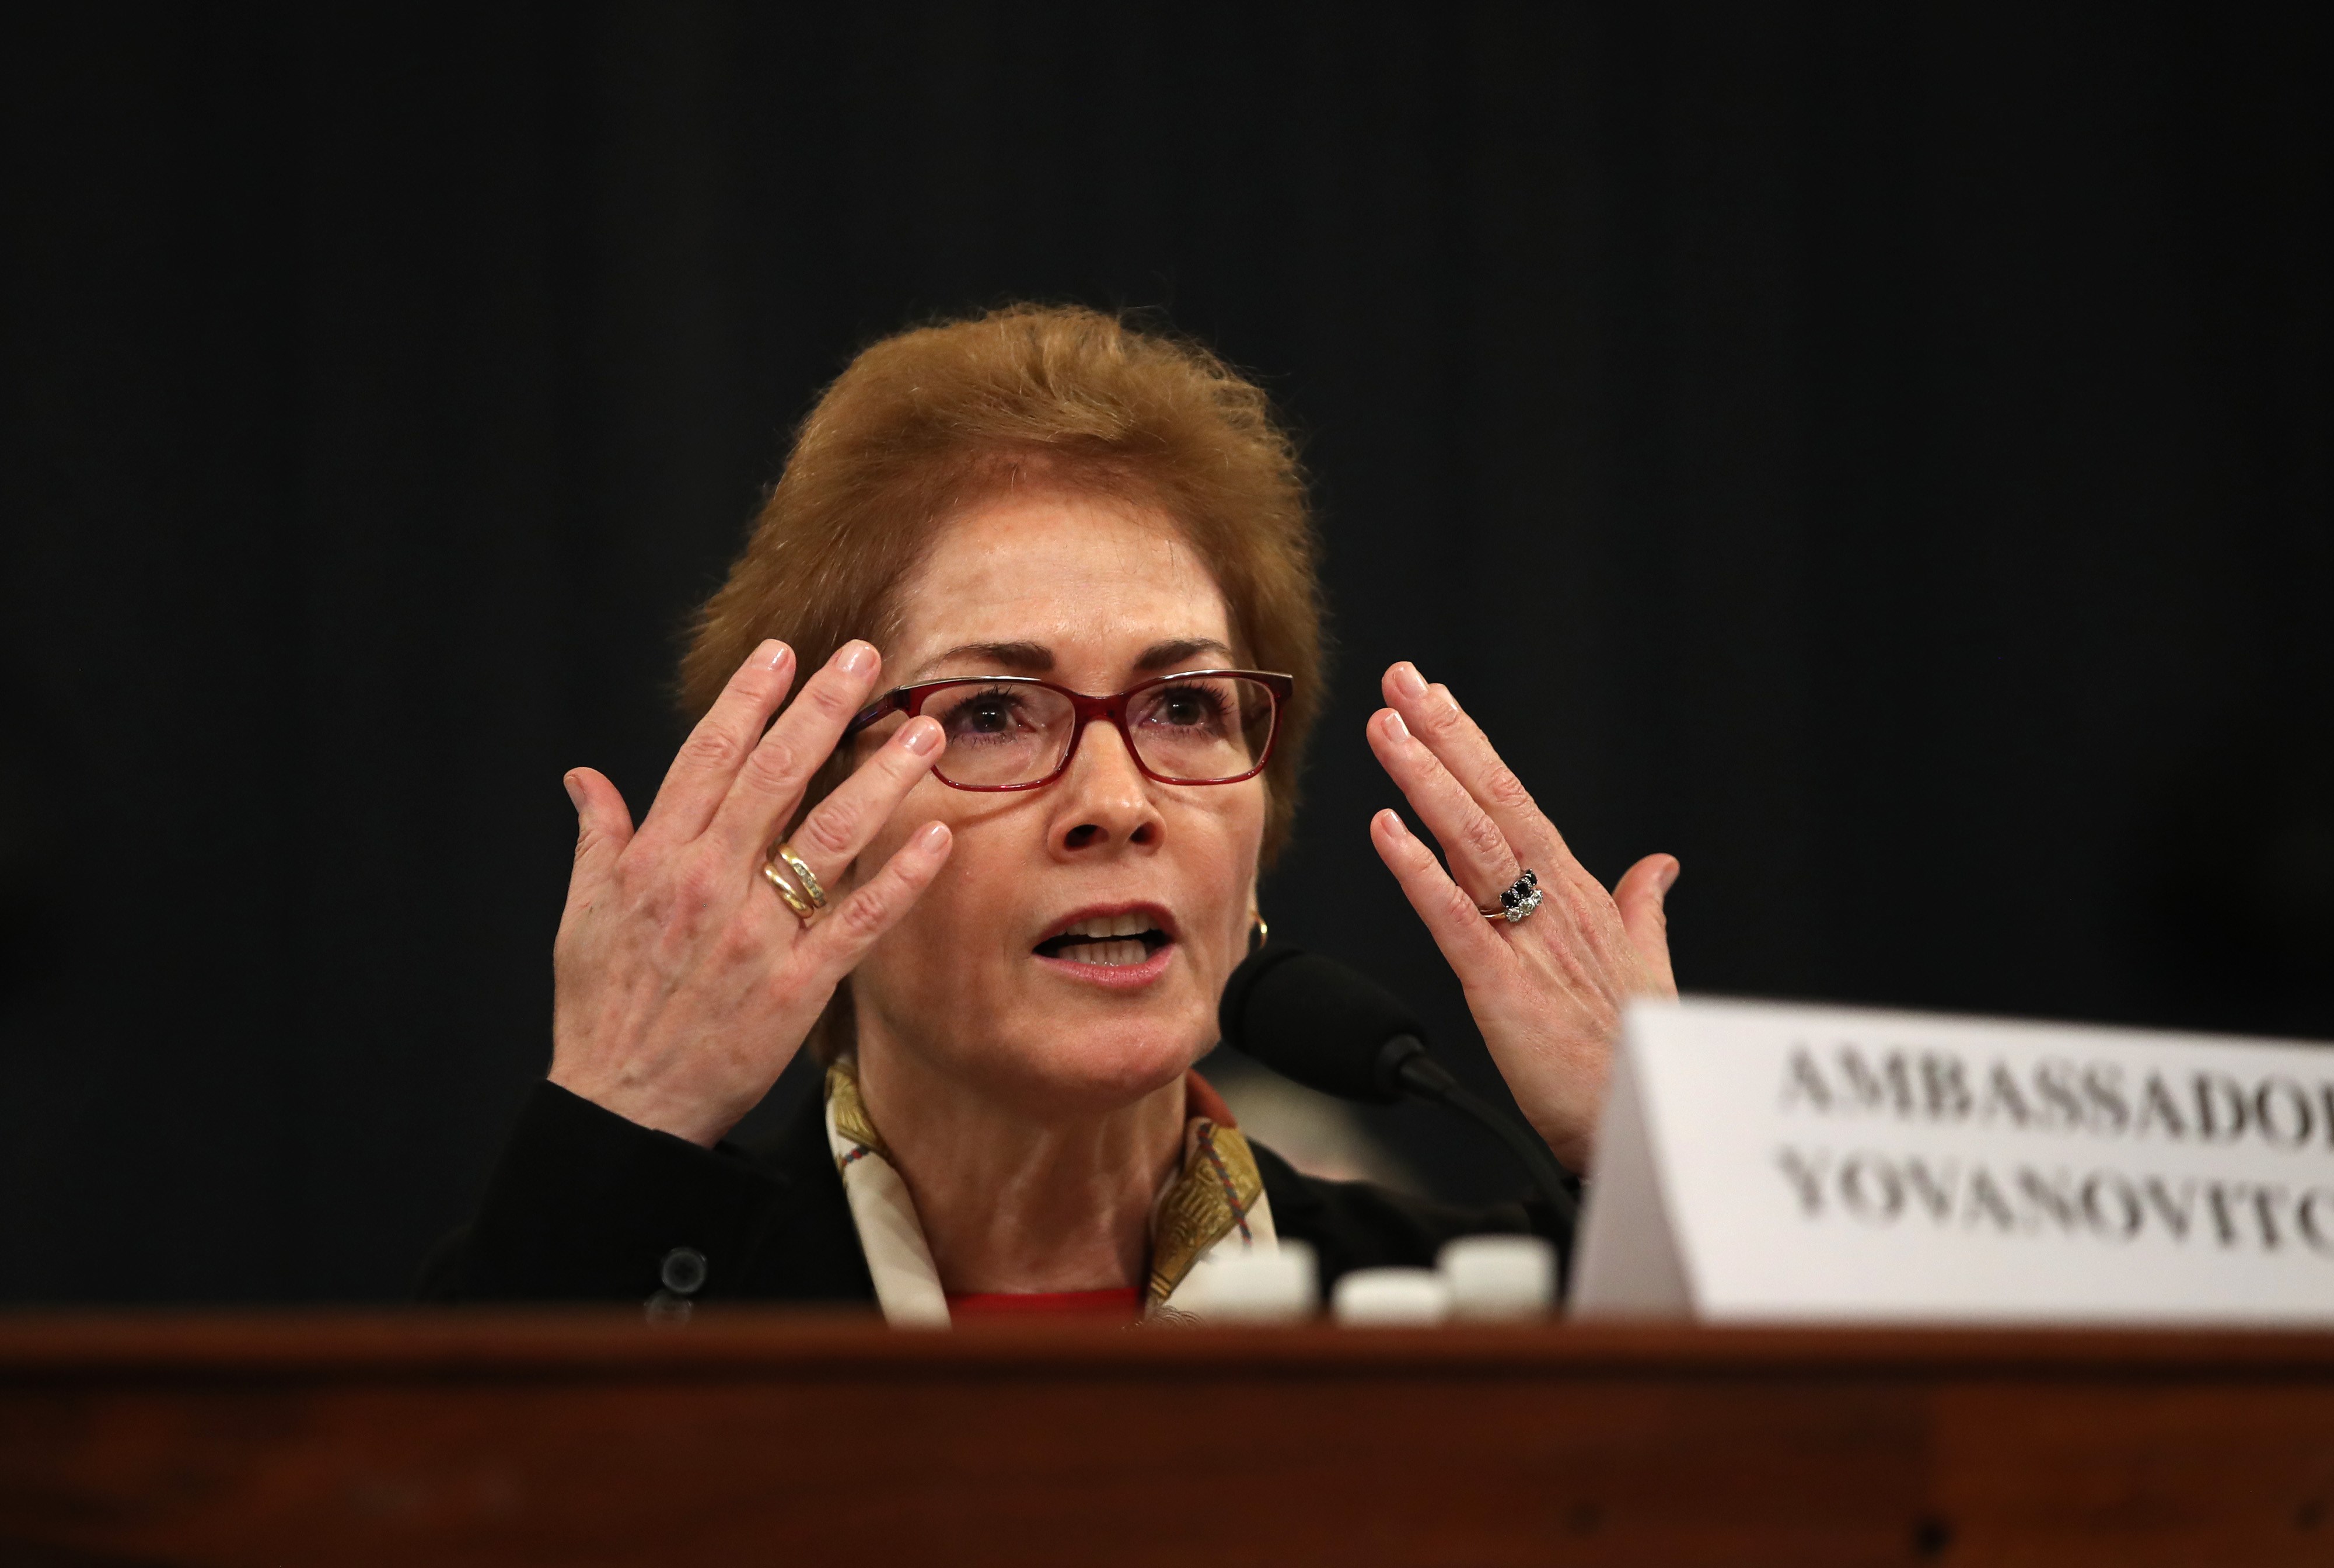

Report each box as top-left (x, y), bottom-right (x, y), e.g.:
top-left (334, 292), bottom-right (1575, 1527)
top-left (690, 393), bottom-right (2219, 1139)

top-left (1482, 868), bottom-right (1542, 924)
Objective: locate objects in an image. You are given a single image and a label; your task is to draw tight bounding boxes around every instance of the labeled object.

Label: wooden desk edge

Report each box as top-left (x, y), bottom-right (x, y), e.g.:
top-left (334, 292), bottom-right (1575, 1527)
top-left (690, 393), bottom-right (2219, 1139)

top-left (0, 1310), bottom-right (2328, 1381)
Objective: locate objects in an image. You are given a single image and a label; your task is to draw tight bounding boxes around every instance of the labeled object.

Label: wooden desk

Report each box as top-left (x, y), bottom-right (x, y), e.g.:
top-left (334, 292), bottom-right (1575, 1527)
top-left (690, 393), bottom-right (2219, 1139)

top-left (0, 1312), bottom-right (2328, 1565)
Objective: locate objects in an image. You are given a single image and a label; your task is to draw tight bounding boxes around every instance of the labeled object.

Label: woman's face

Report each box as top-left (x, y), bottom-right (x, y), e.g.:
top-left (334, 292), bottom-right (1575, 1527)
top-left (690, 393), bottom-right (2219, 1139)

top-left (844, 490), bottom-right (1267, 1115)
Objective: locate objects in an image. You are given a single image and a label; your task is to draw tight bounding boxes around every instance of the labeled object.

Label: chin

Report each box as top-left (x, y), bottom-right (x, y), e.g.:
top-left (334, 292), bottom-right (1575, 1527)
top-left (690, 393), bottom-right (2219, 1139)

top-left (986, 1001), bottom-right (1213, 1113)
top-left (861, 935), bottom-right (1232, 1115)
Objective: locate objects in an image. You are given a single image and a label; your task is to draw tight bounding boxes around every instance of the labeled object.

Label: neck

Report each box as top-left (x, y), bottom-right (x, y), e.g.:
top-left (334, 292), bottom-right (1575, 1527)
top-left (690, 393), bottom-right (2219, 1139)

top-left (852, 1036), bottom-right (1187, 1295)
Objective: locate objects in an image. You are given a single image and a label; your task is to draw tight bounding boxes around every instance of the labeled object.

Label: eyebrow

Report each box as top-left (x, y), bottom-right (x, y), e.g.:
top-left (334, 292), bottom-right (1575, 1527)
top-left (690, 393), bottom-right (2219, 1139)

top-left (911, 637), bottom-right (1236, 682)
top-left (1134, 638), bottom-right (1234, 672)
top-left (918, 640), bottom-right (1054, 676)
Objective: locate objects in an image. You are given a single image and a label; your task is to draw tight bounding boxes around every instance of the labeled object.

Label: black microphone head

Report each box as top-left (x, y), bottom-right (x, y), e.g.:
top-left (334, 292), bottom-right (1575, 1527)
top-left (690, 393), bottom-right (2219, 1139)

top-left (1217, 944), bottom-right (1428, 1104)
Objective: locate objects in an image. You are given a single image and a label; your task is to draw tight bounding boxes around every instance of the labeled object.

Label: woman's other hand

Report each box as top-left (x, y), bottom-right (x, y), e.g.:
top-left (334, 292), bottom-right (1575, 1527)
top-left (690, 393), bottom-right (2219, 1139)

top-left (548, 640), bottom-right (953, 1147)
top-left (1365, 661), bottom-right (1678, 1172)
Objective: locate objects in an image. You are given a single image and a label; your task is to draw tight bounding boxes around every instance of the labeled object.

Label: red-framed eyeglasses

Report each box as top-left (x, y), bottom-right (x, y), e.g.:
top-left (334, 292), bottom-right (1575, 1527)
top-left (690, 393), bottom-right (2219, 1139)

top-left (843, 670), bottom-right (1294, 791)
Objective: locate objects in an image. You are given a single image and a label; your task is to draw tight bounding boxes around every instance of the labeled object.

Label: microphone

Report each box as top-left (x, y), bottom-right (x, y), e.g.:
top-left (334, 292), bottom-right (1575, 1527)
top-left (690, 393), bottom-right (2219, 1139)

top-left (1218, 945), bottom-right (1581, 1252)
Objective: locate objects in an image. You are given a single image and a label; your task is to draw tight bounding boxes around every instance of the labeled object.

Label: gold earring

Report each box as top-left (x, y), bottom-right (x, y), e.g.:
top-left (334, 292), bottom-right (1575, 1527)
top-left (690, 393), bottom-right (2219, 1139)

top-left (1249, 909), bottom-right (1270, 953)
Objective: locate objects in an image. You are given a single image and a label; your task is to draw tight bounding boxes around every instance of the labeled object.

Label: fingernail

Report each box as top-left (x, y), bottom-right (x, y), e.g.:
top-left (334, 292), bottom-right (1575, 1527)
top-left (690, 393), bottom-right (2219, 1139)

top-left (1381, 708), bottom-right (1410, 742)
top-left (561, 771), bottom-right (584, 809)
top-left (1392, 662), bottom-right (1428, 699)
top-left (916, 821), bottom-right (951, 854)
top-left (1374, 808), bottom-right (1411, 839)
top-left (1658, 859), bottom-right (1681, 894)
top-left (834, 641), bottom-right (877, 676)
top-left (752, 640), bottom-right (790, 670)
top-left (902, 717), bottom-right (942, 756)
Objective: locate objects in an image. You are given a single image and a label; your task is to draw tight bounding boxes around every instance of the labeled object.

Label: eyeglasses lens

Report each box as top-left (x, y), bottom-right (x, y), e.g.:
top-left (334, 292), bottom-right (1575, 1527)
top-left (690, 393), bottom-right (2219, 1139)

top-left (923, 683), bottom-right (1077, 787)
top-left (1124, 675), bottom-right (1276, 783)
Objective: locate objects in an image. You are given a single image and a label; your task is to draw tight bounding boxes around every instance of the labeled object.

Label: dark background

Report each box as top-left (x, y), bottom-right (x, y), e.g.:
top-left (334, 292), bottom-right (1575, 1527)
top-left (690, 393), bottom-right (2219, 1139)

top-left (3, 4), bottom-right (2327, 1302)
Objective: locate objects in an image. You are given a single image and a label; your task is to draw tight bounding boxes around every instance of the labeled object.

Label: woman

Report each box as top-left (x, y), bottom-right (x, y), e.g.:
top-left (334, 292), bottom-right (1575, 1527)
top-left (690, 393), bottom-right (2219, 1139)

top-left (424, 305), bottom-right (1679, 1321)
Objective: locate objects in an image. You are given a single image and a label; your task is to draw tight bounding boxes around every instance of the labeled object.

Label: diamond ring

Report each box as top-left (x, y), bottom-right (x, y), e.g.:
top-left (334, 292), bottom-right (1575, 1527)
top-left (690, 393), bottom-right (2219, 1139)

top-left (1480, 868), bottom-right (1542, 924)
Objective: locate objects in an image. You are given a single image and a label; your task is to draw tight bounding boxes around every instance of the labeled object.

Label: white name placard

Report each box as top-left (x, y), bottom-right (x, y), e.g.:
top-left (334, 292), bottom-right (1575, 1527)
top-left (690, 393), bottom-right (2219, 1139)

top-left (1571, 997), bottom-right (2334, 1325)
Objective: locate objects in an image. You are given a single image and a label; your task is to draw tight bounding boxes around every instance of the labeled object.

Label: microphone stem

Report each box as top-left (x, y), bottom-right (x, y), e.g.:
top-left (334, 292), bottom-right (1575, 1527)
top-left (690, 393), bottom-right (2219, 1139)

top-left (1392, 1052), bottom-right (1582, 1268)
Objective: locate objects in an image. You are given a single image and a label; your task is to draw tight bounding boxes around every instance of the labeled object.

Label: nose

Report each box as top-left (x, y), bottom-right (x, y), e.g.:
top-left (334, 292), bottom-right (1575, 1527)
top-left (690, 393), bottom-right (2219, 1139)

top-left (1047, 718), bottom-right (1162, 857)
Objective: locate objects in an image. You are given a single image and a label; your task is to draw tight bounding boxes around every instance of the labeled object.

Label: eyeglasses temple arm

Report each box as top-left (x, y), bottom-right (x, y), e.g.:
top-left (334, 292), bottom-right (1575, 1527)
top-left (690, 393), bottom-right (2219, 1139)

top-left (841, 689), bottom-right (909, 741)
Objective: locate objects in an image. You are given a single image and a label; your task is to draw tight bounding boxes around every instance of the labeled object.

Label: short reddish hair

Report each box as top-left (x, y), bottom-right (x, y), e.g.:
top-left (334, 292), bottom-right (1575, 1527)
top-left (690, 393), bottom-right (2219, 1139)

top-left (682, 303), bottom-right (1324, 861)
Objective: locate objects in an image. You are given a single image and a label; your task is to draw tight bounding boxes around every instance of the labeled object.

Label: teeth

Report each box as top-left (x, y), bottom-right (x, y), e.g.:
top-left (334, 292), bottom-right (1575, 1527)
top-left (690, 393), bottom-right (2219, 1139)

top-left (1063, 913), bottom-right (1153, 940)
top-left (1053, 939), bottom-right (1151, 967)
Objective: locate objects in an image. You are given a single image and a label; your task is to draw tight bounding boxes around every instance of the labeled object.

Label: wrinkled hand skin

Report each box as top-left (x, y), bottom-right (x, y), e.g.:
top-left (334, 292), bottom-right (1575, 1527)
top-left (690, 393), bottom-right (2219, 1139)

top-left (548, 638), bottom-right (952, 1148)
top-left (1365, 661), bottom-right (1678, 1173)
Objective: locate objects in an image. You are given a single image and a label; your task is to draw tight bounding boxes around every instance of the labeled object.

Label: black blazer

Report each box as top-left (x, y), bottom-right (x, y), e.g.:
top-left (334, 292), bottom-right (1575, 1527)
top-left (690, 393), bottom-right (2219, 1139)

top-left (420, 1080), bottom-right (1571, 1307)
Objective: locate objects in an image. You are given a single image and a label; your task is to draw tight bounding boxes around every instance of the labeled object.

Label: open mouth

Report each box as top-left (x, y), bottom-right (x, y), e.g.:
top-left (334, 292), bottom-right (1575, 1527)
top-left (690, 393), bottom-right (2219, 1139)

top-left (1033, 912), bottom-right (1173, 969)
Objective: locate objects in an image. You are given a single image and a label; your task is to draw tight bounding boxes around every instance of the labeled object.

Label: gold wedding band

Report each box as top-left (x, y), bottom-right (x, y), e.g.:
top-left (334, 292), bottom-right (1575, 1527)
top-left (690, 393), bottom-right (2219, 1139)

top-left (762, 849), bottom-right (820, 927)
top-left (772, 841), bottom-right (827, 908)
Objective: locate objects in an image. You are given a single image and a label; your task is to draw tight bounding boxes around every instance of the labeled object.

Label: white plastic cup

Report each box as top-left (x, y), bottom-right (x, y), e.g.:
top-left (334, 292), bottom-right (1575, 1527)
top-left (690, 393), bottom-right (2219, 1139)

top-left (1332, 1266), bottom-right (1452, 1326)
top-left (1185, 1241), bottom-right (1319, 1322)
top-left (1438, 1234), bottom-right (1557, 1320)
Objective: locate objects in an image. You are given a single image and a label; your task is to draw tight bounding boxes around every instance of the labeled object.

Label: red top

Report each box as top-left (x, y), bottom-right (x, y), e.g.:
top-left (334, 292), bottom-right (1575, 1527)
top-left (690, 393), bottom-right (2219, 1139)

top-left (938, 1070), bottom-right (1234, 1326)
top-left (945, 1288), bottom-right (1142, 1322)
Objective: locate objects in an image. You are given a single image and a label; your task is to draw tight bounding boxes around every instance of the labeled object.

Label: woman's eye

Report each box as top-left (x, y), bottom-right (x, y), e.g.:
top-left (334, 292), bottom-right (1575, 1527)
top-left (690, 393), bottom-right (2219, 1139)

top-left (1144, 685), bottom-right (1228, 730)
top-left (940, 691), bottom-right (1028, 739)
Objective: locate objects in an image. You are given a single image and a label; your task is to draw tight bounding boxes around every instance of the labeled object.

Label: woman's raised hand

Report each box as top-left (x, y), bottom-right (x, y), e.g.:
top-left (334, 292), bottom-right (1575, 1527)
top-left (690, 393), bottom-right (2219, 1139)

top-left (548, 640), bottom-right (951, 1147)
top-left (1366, 661), bottom-right (1678, 1172)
